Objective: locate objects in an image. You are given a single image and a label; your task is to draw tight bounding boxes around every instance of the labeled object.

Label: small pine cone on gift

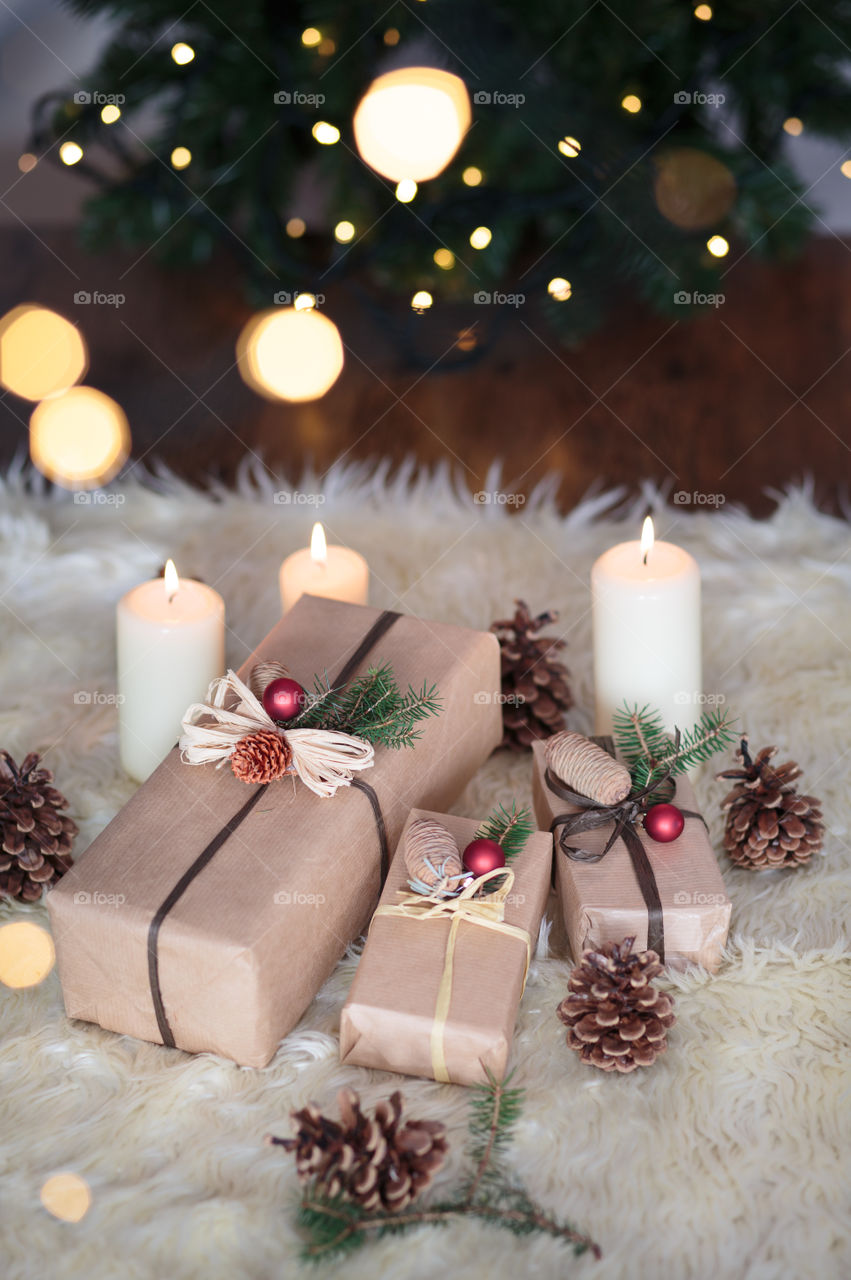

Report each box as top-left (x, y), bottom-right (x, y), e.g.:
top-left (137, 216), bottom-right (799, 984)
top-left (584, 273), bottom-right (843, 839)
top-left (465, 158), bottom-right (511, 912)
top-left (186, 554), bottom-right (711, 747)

top-left (490, 600), bottom-right (572, 751)
top-left (270, 1088), bottom-right (447, 1213)
top-left (717, 738), bottom-right (824, 870)
top-left (231, 730), bottom-right (293, 784)
top-left (557, 938), bottom-right (675, 1073)
top-left (0, 751), bottom-right (77, 903)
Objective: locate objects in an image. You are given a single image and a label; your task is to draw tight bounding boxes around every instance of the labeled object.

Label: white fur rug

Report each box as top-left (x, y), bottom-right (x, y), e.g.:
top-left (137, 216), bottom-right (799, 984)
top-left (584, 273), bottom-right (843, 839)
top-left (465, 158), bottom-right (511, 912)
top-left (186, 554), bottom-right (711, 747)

top-left (0, 462), bottom-right (849, 1280)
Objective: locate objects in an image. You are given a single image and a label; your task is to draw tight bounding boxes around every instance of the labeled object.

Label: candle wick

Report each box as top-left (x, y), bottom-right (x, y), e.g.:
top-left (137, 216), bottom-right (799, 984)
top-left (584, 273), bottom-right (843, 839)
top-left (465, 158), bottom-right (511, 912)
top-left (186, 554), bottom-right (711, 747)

top-left (168, 591), bottom-right (177, 604)
top-left (643, 552), bottom-right (648, 566)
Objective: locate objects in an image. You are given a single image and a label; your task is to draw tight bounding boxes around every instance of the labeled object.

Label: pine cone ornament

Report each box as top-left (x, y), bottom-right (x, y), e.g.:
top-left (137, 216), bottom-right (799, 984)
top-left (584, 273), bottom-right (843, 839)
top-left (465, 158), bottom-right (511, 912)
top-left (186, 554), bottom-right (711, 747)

top-left (557, 938), bottom-right (675, 1073)
top-left (270, 1088), bottom-right (447, 1212)
top-left (490, 600), bottom-right (572, 751)
top-left (0, 751), bottom-right (77, 902)
top-left (717, 737), bottom-right (823, 870)
top-left (231, 730), bottom-right (292, 784)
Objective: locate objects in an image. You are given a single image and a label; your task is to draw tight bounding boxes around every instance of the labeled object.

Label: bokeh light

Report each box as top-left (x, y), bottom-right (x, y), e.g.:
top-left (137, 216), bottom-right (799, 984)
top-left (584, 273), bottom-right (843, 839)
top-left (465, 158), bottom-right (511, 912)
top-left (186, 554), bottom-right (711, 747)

top-left (469, 226), bottom-right (491, 249)
top-left (0, 305), bottom-right (88, 401)
top-left (171, 42), bottom-right (195, 65)
top-left (841, 160), bottom-right (851, 179)
top-left (0, 921), bottom-right (55, 988)
top-left (293, 292), bottom-right (316, 311)
top-left (40, 1174), bottom-right (91, 1223)
top-left (621, 94), bottom-right (642, 114)
top-left (433, 248), bottom-right (455, 270)
top-left (383, 28), bottom-right (400, 45)
top-left (312, 121), bottom-right (340, 145)
top-left (411, 290), bottom-right (433, 311)
top-left (317, 38), bottom-right (336, 56)
top-left (547, 277), bottom-right (572, 301)
top-left (353, 67), bottom-right (471, 182)
top-left (59, 142), bottom-right (83, 166)
top-left (18, 153), bottom-right (37, 172)
top-left (100, 104), bottom-right (121, 124)
top-left (707, 234), bottom-right (729, 257)
top-left (694, 4), bottom-right (712, 18)
top-left (456, 327), bottom-right (477, 352)
top-left (462, 166), bottom-right (483, 186)
top-left (557, 136), bottom-right (581, 158)
top-left (395, 178), bottom-right (417, 202)
top-left (783, 117), bottom-right (803, 136)
top-left (301, 27), bottom-right (321, 47)
top-left (334, 220), bottom-right (355, 243)
top-left (653, 148), bottom-right (736, 230)
top-left (237, 307), bottom-right (344, 402)
top-left (286, 217), bottom-right (306, 237)
top-left (30, 386), bottom-right (130, 488)
top-left (170, 146), bottom-right (192, 169)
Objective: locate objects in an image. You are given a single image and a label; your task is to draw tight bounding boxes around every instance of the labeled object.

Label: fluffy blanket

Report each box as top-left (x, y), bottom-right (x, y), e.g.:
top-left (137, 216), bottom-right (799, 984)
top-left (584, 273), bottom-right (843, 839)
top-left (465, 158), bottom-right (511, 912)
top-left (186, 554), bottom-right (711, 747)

top-left (0, 462), bottom-right (848, 1280)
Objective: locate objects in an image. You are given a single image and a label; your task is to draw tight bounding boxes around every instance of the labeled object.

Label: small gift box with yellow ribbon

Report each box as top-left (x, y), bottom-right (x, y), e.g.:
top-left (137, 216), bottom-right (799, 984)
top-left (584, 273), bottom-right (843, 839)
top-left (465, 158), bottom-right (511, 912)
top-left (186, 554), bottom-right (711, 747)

top-left (339, 808), bottom-right (553, 1086)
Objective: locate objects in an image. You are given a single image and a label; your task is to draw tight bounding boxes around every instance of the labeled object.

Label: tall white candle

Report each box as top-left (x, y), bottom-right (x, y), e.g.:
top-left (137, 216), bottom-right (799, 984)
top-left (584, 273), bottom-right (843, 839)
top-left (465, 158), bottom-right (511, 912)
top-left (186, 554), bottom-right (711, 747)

top-left (117, 560), bottom-right (225, 783)
top-left (279, 521), bottom-right (369, 614)
top-left (592, 517), bottom-right (701, 738)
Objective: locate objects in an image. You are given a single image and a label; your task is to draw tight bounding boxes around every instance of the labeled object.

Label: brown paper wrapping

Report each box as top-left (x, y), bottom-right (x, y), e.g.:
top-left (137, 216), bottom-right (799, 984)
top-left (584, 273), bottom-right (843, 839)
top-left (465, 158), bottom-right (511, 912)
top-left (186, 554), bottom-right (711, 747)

top-left (339, 809), bottom-right (552, 1086)
top-left (47, 597), bottom-right (502, 1068)
top-left (531, 740), bottom-right (730, 973)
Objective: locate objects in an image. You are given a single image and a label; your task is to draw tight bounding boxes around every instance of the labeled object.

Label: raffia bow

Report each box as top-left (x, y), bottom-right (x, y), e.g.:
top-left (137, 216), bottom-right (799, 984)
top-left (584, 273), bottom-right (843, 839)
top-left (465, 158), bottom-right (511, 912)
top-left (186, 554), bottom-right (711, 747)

top-left (179, 669), bottom-right (374, 799)
top-left (373, 867), bottom-right (531, 1083)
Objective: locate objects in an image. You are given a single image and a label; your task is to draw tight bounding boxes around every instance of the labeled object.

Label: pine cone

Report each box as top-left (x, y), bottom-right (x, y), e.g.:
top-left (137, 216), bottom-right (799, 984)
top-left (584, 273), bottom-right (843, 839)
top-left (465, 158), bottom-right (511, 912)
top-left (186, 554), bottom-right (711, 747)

top-left (270, 1088), bottom-right (447, 1212)
top-left (491, 600), bottom-right (572, 751)
top-left (0, 751), bottom-right (77, 902)
top-left (231, 730), bottom-right (293, 784)
top-left (557, 938), bottom-right (675, 1073)
top-left (717, 737), bottom-right (823, 870)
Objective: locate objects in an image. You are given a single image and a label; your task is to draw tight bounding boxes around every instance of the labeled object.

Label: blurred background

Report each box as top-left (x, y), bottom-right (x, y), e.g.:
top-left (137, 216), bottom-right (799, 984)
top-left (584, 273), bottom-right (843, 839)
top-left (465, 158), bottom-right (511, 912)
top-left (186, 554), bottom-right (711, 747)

top-left (1, 0), bottom-right (849, 514)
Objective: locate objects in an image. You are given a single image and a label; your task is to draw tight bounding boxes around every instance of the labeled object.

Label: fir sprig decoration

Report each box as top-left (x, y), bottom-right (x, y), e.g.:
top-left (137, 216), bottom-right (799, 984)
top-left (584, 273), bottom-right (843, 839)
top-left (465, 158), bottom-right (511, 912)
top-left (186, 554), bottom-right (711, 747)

top-left (613, 703), bottom-right (737, 795)
top-left (474, 802), bottom-right (535, 864)
top-left (291, 664), bottom-right (442, 750)
top-left (278, 1072), bottom-right (600, 1262)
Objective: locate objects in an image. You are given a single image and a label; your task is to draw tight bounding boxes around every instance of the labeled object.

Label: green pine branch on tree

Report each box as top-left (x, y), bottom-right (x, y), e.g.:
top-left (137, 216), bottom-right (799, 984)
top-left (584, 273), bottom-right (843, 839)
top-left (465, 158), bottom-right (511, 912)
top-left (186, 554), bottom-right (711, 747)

top-left (613, 702), bottom-right (737, 793)
top-left (291, 663), bottom-right (442, 749)
top-left (474, 803), bottom-right (534, 864)
top-left (289, 1072), bottom-right (600, 1262)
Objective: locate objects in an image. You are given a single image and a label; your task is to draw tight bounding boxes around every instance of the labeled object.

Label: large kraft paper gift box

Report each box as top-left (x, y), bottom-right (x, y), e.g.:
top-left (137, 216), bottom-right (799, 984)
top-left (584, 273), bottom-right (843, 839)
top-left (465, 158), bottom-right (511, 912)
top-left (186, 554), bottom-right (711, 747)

top-left (531, 739), bottom-right (730, 973)
top-left (340, 808), bottom-right (552, 1086)
top-left (47, 597), bottom-right (502, 1067)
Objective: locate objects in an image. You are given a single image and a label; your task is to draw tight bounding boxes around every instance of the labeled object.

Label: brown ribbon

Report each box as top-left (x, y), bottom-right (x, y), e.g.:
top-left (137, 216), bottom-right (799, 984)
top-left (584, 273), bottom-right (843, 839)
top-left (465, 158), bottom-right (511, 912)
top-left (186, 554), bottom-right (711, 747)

top-left (546, 746), bottom-right (706, 963)
top-left (148, 609), bottom-right (401, 1048)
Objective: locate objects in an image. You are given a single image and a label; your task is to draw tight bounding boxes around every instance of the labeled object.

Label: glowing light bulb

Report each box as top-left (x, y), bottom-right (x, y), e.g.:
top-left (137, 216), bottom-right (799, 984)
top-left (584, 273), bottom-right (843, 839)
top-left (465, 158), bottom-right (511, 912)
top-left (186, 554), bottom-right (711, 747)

top-left (40, 1174), bottom-right (91, 1223)
top-left (707, 234), bottom-right (729, 257)
top-left (621, 94), bottom-right (642, 114)
top-left (0, 305), bottom-right (87, 401)
top-left (59, 141), bottom-right (83, 166)
top-left (30, 386), bottom-right (130, 489)
top-left (286, 217), bottom-right (306, 237)
top-left (0, 921), bottom-right (55, 988)
top-left (557, 136), bottom-right (581, 158)
top-left (301, 27), bottom-right (321, 47)
top-left (171, 146), bottom-right (192, 169)
top-left (171, 42), bottom-right (195, 65)
top-left (783, 117), bottom-right (803, 136)
top-left (469, 226), bottom-right (491, 249)
top-left (694, 3), bottom-right (712, 18)
top-left (293, 292), bottom-right (316, 311)
top-left (334, 220), bottom-right (355, 243)
top-left (462, 166), bottom-right (483, 186)
top-left (237, 308), bottom-right (344, 403)
top-left (18, 153), bottom-right (37, 173)
top-left (547, 277), bottom-right (572, 301)
top-left (100, 104), bottom-right (121, 124)
top-left (353, 67), bottom-right (471, 182)
top-left (411, 290), bottom-right (433, 311)
top-left (312, 121), bottom-right (340, 145)
top-left (395, 178), bottom-right (417, 202)
top-left (433, 248), bottom-right (455, 270)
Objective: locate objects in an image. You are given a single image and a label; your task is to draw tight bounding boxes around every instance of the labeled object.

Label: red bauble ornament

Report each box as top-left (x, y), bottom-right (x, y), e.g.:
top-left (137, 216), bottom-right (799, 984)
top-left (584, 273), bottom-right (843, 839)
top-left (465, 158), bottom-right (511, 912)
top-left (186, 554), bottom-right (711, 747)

top-left (262, 677), bottom-right (307, 723)
top-left (644, 803), bottom-right (685, 844)
top-left (462, 838), bottom-right (506, 877)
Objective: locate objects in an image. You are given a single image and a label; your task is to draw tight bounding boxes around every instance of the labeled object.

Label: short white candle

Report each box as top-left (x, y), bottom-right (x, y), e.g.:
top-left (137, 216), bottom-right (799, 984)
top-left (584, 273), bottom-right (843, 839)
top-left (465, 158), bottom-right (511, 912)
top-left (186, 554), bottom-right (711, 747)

top-left (592, 517), bottom-right (702, 738)
top-left (279, 521), bottom-right (369, 614)
top-left (117, 559), bottom-right (225, 783)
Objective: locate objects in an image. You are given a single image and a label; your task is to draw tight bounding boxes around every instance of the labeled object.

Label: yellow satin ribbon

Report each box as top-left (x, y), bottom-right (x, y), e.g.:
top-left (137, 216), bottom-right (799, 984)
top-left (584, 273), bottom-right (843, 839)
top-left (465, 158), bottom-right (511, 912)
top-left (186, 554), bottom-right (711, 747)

top-left (373, 867), bottom-right (531, 1084)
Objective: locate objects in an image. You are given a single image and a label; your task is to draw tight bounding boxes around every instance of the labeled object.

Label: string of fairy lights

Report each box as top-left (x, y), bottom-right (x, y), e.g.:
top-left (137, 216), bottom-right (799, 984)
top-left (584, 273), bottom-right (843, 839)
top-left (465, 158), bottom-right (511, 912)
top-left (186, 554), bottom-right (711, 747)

top-left (7, 8), bottom-right (851, 486)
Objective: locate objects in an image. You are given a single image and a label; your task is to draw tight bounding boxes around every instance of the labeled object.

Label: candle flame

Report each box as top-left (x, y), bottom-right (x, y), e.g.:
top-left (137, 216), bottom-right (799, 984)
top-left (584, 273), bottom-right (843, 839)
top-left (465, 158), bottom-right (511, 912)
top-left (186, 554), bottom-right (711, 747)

top-left (640, 516), bottom-right (654, 564)
top-left (310, 522), bottom-right (327, 566)
top-left (164, 558), bottom-right (179, 601)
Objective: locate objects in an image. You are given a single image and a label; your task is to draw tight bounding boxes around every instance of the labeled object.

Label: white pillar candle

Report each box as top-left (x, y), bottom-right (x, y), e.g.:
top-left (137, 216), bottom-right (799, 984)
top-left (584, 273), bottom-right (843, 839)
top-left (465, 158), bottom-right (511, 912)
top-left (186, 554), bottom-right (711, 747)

top-left (279, 521), bottom-right (369, 614)
top-left (592, 517), bottom-right (701, 738)
top-left (117, 560), bottom-right (225, 783)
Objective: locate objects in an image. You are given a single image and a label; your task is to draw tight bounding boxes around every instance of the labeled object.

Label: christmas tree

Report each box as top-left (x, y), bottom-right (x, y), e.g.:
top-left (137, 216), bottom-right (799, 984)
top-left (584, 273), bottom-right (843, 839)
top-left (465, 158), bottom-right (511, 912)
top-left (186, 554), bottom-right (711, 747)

top-left (33, 0), bottom-right (850, 354)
